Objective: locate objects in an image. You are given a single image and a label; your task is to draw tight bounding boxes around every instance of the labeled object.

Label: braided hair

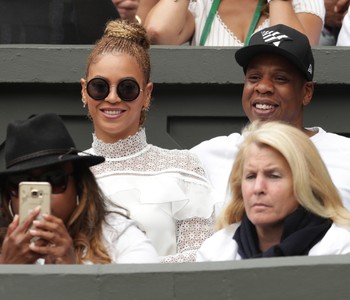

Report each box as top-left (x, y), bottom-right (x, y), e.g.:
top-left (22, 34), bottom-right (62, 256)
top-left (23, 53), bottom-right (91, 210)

top-left (85, 19), bottom-right (151, 127)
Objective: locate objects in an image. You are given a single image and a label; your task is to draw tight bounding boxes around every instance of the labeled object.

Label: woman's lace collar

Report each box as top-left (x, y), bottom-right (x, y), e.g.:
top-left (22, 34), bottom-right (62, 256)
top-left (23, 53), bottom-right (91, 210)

top-left (91, 128), bottom-right (148, 158)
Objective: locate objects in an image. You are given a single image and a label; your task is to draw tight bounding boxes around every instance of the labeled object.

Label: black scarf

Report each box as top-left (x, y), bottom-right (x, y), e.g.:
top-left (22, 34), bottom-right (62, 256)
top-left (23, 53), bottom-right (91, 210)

top-left (233, 206), bottom-right (332, 258)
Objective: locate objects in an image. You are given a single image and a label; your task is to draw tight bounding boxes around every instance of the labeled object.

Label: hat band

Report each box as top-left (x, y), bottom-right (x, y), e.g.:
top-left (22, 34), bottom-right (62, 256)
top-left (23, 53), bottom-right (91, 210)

top-left (7, 148), bottom-right (76, 168)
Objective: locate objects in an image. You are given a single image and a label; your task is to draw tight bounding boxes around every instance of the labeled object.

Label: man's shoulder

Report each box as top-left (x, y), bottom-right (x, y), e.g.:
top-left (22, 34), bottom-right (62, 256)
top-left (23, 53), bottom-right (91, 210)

top-left (310, 127), bottom-right (350, 147)
top-left (191, 132), bottom-right (243, 152)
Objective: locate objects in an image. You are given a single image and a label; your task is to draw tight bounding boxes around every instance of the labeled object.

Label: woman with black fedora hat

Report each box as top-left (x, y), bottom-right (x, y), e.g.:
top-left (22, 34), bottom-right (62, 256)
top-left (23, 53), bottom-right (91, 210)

top-left (0, 113), bottom-right (159, 264)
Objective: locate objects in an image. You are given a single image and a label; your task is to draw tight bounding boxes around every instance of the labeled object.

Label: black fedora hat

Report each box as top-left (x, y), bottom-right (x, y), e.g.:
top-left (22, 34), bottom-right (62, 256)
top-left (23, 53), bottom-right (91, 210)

top-left (0, 113), bottom-right (104, 177)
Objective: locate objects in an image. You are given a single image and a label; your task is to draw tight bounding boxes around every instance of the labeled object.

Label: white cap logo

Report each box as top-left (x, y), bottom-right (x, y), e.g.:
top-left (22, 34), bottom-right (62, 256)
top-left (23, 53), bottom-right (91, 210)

top-left (261, 30), bottom-right (292, 47)
top-left (308, 64), bottom-right (313, 75)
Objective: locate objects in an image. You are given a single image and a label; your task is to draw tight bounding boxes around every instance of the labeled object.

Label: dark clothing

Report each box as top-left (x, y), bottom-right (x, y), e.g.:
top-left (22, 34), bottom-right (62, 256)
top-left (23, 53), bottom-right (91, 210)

top-left (0, 0), bottom-right (119, 44)
top-left (233, 206), bottom-right (332, 258)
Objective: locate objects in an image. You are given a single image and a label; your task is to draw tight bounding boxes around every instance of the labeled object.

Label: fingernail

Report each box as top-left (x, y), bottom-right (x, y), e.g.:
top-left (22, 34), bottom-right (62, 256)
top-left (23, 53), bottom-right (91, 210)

top-left (29, 229), bottom-right (37, 235)
top-left (34, 206), bottom-right (41, 213)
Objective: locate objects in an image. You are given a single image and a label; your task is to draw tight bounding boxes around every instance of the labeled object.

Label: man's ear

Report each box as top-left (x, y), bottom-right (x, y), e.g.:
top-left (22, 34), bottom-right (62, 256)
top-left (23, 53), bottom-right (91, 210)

top-left (303, 81), bottom-right (314, 106)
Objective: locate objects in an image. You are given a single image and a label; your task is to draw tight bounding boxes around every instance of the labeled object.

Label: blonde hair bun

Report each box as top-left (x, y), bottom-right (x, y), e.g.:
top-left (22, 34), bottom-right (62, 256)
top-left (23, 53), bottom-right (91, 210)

top-left (104, 19), bottom-right (150, 50)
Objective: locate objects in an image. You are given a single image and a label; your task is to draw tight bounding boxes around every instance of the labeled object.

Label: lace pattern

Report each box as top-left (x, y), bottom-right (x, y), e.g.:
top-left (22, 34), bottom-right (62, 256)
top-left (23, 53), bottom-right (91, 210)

top-left (87, 129), bottom-right (215, 262)
top-left (92, 128), bottom-right (148, 158)
top-left (161, 214), bottom-right (216, 263)
top-left (89, 128), bottom-right (207, 180)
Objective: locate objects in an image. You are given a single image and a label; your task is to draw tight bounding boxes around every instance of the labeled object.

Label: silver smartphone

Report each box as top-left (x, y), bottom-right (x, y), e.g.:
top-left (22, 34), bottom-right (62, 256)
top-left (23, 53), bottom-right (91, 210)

top-left (19, 181), bottom-right (51, 224)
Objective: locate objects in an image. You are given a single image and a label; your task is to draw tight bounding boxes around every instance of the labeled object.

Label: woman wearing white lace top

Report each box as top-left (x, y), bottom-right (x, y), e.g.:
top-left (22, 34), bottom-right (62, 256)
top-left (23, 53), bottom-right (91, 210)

top-left (80, 20), bottom-right (216, 263)
top-left (144, 0), bottom-right (325, 46)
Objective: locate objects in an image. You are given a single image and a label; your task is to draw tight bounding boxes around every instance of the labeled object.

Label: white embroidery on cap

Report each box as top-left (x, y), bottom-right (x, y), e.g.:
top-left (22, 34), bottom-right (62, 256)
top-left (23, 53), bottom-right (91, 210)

top-left (308, 64), bottom-right (313, 75)
top-left (261, 30), bottom-right (291, 47)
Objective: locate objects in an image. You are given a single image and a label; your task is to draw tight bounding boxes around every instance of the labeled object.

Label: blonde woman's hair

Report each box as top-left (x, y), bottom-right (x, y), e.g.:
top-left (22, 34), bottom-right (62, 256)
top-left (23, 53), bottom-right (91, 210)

top-left (218, 121), bottom-right (350, 229)
top-left (85, 19), bottom-right (151, 127)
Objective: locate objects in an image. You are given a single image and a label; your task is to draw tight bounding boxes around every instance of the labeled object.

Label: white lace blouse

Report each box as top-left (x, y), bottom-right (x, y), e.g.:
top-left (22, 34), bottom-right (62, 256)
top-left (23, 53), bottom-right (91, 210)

top-left (188, 0), bottom-right (325, 46)
top-left (85, 128), bottom-right (216, 263)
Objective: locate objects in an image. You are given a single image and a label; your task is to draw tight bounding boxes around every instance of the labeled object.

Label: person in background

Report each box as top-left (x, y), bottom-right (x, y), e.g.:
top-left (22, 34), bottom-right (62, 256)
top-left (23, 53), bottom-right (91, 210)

top-left (144, 0), bottom-right (325, 46)
top-left (0, 0), bottom-right (120, 44)
top-left (0, 113), bottom-right (159, 264)
top-left (80, 20), bottom-right (216, 263)
top-left (112, 0), bottom-right (139, 21)
top-left (319, 0), bottom-right (349, 45)
top-left (135, 0), bottom-right (158, 23)
top-left (112, 0), bottom-right (158, 24)
top-left (337, 3), bottom-right (350, 45)
top-left (197, 121), bottom-right (350, 261)
top-left (191, 24), bottom-right (350, 213)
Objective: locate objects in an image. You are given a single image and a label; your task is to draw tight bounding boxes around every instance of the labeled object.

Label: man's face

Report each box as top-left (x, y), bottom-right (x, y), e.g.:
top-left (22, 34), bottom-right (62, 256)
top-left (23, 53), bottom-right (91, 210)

top-left (242, 53), bottom-right (313, 129)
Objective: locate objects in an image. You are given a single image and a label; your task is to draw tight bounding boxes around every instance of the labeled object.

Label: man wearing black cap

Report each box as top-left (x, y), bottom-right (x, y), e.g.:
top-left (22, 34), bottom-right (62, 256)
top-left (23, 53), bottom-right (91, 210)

top-left (192, 24), bottom-right (350, 213)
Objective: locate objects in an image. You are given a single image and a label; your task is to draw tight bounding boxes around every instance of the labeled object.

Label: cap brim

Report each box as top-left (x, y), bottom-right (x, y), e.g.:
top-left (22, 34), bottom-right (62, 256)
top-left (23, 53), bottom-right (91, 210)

top-left (0, 152), bottom-right (104, 178)
top-left (235, 44), bottom-right (311, 81)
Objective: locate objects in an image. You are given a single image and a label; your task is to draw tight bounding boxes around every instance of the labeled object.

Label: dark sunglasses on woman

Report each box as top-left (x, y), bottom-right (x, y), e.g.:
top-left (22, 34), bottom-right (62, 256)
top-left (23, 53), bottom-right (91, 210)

top-left (6, 169), bottom-right (73, 198)
top-left (86, 77), bottom-right (143, 101)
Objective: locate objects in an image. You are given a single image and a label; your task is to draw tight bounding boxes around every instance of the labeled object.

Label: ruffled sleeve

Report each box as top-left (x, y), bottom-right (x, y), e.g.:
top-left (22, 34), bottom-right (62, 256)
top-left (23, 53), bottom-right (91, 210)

top-left (97, 171), bottom-right (216, 220)
top-left (96, 172), bottom-right (216, 259)
top-left (102, 214), bottom-right (160, 263)
top-left (85, 133), bottom-right (217, 260)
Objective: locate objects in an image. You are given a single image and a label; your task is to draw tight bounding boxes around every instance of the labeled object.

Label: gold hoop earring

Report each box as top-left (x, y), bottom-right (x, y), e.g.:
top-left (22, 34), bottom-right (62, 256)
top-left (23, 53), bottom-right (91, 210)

top-left (76, 195), bottom-right (80, 206)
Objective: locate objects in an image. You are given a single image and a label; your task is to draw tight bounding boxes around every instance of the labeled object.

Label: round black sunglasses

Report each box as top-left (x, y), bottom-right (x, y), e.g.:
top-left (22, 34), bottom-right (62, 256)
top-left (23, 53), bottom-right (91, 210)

top-left (86, 78), bottom-right (143, 102)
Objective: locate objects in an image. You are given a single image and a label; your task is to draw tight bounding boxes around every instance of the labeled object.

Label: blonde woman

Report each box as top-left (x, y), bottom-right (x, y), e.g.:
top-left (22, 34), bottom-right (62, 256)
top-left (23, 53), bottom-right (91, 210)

top-left (197, 121), bottom-right (350, 261)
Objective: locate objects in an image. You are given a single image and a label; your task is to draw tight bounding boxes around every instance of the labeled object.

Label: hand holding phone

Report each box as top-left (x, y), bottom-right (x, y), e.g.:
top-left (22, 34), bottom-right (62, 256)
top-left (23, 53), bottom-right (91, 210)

top-left (19, 182), bottom-right (51, 224)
